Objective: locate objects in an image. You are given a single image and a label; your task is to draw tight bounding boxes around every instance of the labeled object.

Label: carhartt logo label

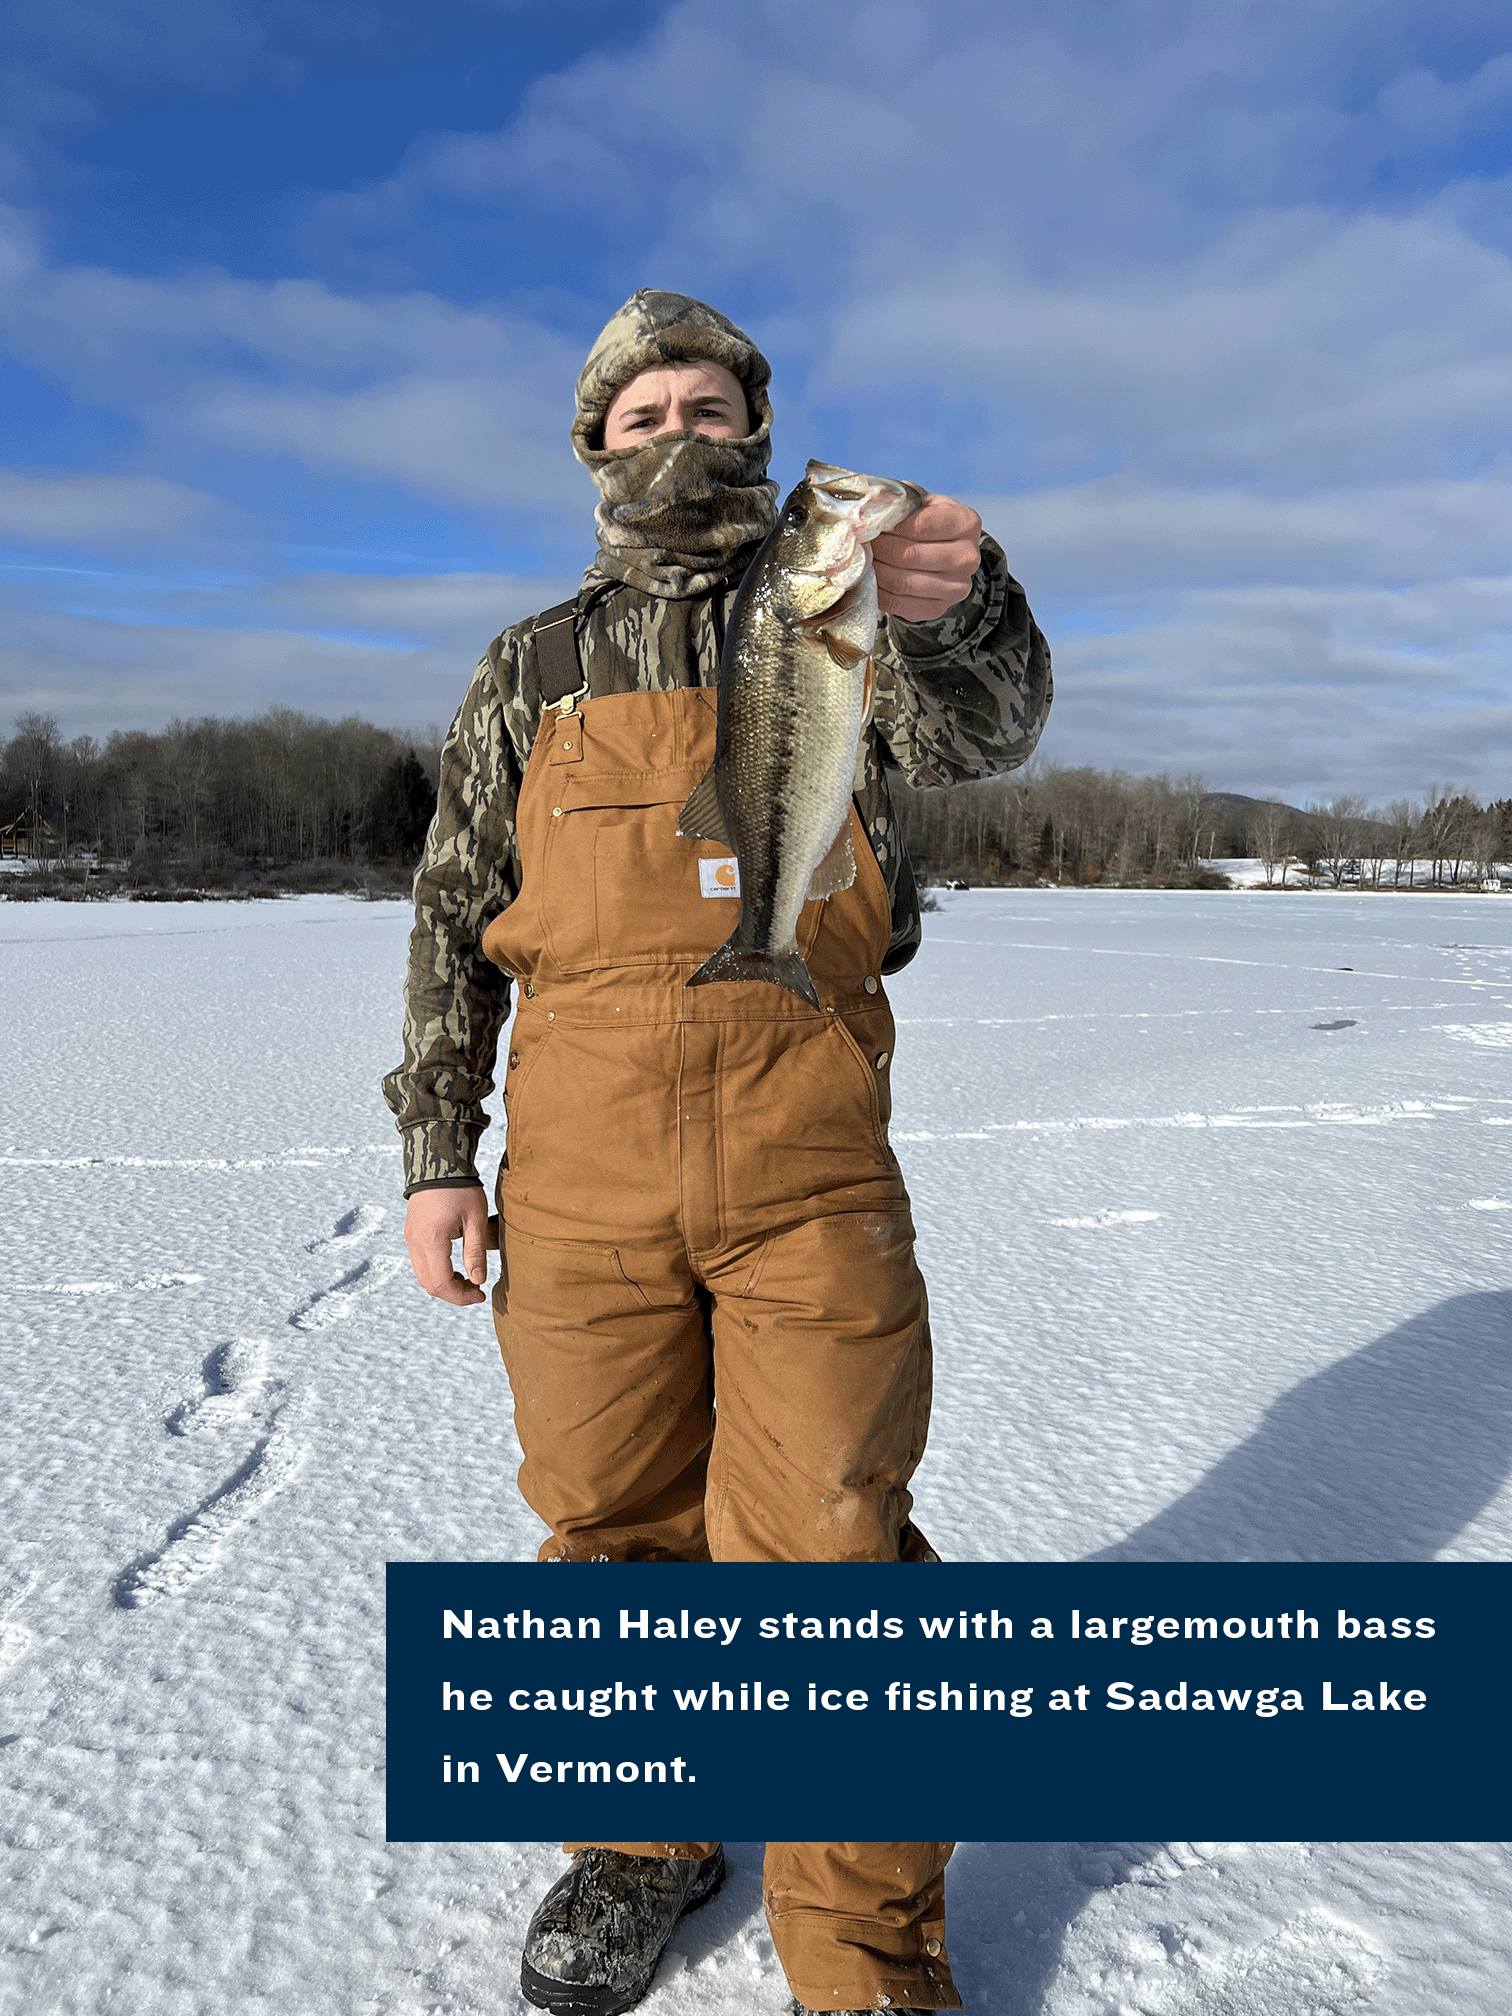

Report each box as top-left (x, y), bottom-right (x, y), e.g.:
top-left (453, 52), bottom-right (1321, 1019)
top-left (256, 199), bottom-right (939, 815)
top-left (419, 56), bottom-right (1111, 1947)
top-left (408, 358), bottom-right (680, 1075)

top-left (698, 858), bottom-right (741, 898)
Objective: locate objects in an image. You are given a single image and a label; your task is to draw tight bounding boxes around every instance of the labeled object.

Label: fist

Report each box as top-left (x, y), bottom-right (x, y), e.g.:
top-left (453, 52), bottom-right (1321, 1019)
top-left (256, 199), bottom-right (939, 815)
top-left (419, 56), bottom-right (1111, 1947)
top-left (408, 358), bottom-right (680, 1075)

top-left (404, 1184), bottom-right (490, 1307)
top-left (873, 491), bottom-right (982, 623)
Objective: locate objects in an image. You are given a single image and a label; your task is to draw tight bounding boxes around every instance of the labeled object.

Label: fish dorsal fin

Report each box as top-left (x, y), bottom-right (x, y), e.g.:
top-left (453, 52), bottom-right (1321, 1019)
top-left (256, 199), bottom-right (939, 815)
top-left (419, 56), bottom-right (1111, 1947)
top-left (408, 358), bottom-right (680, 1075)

top-left (677, 766), bottom-right (731, 845)
top-left (821, 629), bottom-right (868, 671)
top-left (806, 819), bottom-right (857, 902)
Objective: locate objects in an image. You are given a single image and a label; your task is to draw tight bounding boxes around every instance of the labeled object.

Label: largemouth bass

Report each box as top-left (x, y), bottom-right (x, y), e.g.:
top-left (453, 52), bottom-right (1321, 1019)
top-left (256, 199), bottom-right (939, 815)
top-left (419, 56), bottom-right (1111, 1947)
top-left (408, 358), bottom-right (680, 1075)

top-left (678, 459), bottom-right (923, 1007)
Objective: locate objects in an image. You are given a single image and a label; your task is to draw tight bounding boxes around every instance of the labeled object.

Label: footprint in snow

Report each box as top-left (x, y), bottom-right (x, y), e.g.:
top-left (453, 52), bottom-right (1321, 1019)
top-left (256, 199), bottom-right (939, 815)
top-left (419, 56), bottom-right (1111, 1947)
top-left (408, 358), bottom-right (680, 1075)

top-left (289, 1252), bottom-right (407, 1331)
top-left (109, 1211), bottom-right (401, 1603)
top-left (305, 1203), bottom-right (387, 1255)
top-left (1120, 1912), bottom-right (1385, 2016)
top-left (166, 1337), bottom-right (277, 1435)
top-left (120, 1341), bottom-right (299, 1605)
top-left (114, 1431), bottom-right (304, 1608)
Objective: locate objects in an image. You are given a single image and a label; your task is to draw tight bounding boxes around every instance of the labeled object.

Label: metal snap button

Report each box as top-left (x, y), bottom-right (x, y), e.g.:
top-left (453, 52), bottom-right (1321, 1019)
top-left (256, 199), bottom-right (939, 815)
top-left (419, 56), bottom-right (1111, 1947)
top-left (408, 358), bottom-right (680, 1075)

top-left (925, 1939), bottom-right (942, 1957)
top-left (508, 1051), bottom-right (519, 1068)
top-left (523, 981), bottom-right (535, 997)
top-left (547, 1011), bottom-right (556, 1022)
top-left (562, 739), bottom-right (573, 750)
top-left (875, 1050), bottom-right (889, 1069)
top-left (863, 974), bottom-right (879, 994)
top-left (551, 806), bottom-right (562, 818)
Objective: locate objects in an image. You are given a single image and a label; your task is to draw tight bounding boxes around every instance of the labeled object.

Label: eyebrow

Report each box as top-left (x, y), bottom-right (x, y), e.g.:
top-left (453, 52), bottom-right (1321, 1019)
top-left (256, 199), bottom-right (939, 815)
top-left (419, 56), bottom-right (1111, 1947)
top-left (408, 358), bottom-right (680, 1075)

top-left (620, 392), bottom-right (735, 414)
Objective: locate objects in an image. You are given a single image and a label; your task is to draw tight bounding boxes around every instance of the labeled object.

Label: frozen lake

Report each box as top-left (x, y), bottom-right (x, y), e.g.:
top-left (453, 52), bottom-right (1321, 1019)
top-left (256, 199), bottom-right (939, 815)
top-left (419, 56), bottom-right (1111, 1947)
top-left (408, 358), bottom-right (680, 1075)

top-left (1, 888), bottom-right (1508, 2014)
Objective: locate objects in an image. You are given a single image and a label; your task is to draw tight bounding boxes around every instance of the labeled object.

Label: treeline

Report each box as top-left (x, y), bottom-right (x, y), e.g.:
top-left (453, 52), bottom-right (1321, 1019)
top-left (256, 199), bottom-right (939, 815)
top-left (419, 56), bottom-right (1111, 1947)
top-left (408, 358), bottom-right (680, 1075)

top-left (2, 708), bottom-right (441, 878)
top-left (6, 708), bottom-right (1508, 893)
top-left (895, 764), bottom-right (1512, 889)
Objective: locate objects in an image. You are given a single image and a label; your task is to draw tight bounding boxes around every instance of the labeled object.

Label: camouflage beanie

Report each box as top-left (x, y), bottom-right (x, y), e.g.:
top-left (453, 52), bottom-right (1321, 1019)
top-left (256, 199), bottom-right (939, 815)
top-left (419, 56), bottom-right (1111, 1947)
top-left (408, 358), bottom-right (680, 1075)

top-left (573, 289), bottom-right (779, 600)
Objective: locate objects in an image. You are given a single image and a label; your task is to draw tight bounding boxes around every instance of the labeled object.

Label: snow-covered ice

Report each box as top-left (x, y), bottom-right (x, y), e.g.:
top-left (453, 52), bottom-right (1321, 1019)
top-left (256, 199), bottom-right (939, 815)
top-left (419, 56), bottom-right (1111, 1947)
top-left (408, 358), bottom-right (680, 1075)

top-left (897, 891), bottom-right (1512, 1566)
top-left (1, 888), bottom-right (1508, 2014)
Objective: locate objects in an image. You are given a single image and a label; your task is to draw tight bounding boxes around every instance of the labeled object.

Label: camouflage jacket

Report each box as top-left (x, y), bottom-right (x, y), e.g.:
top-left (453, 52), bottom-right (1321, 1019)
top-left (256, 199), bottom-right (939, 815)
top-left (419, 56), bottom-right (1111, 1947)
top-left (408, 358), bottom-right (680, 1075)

top-left (382, 532), bottom-right (1051, 1193)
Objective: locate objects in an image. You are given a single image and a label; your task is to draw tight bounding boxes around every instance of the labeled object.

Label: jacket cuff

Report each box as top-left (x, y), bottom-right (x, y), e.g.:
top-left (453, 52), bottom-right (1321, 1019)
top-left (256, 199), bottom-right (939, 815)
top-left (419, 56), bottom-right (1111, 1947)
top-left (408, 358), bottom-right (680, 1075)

top-left (398, 1120), bottom-right (486, 1198)
top-left (878, 537), bottom-right (1006, 665)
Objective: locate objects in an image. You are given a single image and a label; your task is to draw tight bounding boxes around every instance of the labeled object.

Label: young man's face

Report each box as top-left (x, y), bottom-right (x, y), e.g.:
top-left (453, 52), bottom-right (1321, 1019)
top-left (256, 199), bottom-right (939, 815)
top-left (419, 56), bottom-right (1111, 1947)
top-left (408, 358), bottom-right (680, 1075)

top-left (601, 360), bottom-right (751, 448)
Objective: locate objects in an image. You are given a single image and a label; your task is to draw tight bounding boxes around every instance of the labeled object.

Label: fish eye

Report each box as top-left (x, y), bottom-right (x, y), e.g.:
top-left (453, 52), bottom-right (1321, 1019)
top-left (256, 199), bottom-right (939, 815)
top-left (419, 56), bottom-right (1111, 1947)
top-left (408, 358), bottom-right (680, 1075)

top-left (787, 504), bottom-right (808, 524)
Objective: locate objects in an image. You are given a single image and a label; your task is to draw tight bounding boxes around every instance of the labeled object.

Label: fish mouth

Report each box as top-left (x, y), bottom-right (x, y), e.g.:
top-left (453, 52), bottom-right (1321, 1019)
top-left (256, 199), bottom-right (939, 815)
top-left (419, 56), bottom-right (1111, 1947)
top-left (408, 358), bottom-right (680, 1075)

top-left (803, 460), bottom-right (923, 538)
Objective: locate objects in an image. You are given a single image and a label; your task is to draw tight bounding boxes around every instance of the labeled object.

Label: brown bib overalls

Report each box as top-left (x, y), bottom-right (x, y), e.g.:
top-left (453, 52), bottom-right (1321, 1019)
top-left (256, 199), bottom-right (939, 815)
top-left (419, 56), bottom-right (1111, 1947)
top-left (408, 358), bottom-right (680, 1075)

top-left (483, 686), bottom-right (959, 2009)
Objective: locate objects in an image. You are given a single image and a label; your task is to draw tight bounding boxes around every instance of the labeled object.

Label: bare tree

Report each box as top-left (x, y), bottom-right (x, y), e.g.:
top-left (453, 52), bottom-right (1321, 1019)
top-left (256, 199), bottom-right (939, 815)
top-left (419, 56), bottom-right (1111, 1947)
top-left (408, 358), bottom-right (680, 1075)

top-left (1382, 799), bottom-right (1419, 888)
top-left (1247, 801), bottom-right (1293, 887)
top-left (1312, 794), bottom-right (1368, 887)
top-left (1175, 769), bottom-right (1208, 866)
top-left (1486, 801), bottom-right (1512, 884)
top-left (8, 711), bottom-right (63, 860)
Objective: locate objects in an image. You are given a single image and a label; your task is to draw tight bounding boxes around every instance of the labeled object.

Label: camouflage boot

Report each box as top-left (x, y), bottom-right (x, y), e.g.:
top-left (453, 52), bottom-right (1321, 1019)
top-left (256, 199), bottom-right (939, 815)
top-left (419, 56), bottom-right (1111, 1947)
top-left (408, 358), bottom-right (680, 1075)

top-left (520, 1846), bottom-right (727, 2016)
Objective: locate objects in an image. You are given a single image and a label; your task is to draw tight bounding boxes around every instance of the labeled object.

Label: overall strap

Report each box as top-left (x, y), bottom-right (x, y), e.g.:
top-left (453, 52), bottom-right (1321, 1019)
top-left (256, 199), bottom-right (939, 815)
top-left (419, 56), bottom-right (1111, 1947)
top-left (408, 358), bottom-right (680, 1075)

top-left (532, 601), bottom-right (583, 707)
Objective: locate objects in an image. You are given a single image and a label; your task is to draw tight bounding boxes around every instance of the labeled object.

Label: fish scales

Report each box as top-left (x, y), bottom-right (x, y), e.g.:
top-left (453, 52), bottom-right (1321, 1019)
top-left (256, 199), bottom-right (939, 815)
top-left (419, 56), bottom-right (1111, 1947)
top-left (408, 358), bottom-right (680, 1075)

top-left (679, 460), bottom-right (921, 1007)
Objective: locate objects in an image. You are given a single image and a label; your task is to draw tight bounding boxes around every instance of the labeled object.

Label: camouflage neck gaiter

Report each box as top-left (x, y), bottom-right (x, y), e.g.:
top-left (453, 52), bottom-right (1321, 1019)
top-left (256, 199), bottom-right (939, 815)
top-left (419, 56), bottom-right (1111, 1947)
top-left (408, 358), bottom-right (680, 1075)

top-left (572, 289), bottom-right (780, 601)
top-left (577, 430), bottom-right (779, 600)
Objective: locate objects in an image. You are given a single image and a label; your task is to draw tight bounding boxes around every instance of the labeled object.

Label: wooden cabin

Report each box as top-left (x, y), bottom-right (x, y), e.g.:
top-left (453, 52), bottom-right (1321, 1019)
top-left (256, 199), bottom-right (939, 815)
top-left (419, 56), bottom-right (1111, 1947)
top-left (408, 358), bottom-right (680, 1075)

top-left (0, 811), bottom-right (58, 860)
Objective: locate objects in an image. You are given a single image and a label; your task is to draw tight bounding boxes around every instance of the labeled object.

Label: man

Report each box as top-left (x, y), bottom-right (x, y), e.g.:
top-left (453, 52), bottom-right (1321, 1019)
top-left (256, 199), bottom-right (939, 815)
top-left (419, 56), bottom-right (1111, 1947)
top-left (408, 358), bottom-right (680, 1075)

top-left (384, 291), bottom-right (1051, 2016)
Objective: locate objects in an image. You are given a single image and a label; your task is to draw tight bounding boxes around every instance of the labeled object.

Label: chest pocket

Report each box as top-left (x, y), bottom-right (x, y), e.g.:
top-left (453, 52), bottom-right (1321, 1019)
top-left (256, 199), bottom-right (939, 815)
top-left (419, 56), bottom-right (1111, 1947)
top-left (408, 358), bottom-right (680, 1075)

top-left (541, 771), bottom-right (824, 975)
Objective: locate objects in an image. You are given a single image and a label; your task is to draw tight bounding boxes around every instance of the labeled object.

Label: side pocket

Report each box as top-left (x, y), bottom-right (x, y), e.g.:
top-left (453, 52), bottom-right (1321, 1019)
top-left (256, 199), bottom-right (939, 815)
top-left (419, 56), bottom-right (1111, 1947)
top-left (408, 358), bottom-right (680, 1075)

top-left (608, 1249), bottom-right (656, 1313)
top-left (501, 1016), bottom-right (554, 1185)
top-left (491, 1226), bottom-right (510, 1318)
top-left (492, 1157), bottom-right (510, 1315)
top-left (831, 1009), bottom-right (897, 1156)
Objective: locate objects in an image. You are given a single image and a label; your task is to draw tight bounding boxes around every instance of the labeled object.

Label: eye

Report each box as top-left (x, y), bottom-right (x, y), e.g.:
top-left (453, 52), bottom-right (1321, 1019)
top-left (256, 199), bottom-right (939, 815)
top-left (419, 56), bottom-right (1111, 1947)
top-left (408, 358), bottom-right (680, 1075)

top-left (787, 504), bottom-right (808, 524)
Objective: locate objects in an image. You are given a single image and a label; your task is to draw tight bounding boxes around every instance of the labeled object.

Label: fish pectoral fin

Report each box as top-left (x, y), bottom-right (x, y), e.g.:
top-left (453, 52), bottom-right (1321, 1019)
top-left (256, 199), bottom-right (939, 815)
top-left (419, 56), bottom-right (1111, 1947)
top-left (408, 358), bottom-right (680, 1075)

top-left (861, 652), bottom-right (875, 726)
top-left (820, 628), bottom-right (869, 672)
top-left (677, 766), bottom-right (731, 845)
top-left (806, 819), bottom-right (857, 902)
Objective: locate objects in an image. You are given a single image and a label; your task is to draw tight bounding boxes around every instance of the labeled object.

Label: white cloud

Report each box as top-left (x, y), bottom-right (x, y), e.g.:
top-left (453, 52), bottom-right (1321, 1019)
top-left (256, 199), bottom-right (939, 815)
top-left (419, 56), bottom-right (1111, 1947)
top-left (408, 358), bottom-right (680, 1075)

top-left (0, 468), bottom-right (232, 548)
top-left (0, 569), bottom-right (576, 741)
top-left (974, 475), bottom-right (1512, 597)
top-left (190, 377), bottom-right (583, 511)
top-left (290, 10), bottom-right (1512, 502)
top-left (346, 3), bottom-right (1512, 284)
top-left (0, 208), bottom-right (591, 517)
top-left (5, 3), bottom-right (1512, 803)
top-left (4, 552), bottom-right (1506, 804)
top-left (270, 569), bottom-right (578, 648)
top-left (1375, 48), bottom-right (1512, 145)
top-left (1046, 578), bottom-right (1512, 800)
top-left (830, 210), bottom-right (1512, 487)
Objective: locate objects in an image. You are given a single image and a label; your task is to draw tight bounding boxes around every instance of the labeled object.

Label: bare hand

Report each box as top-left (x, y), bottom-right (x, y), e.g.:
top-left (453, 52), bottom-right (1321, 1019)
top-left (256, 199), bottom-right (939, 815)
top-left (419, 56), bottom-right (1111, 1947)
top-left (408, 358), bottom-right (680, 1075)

top-left (873, 491), bottom-right (982, 622)
top-left (404, 1185), bottom-right (490, 1306)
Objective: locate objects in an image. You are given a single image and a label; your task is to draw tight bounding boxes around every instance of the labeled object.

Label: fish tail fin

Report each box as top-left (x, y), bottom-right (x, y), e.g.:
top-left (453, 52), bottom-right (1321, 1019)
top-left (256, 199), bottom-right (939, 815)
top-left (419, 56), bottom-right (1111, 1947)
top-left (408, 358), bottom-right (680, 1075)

top-left (686, 940), bottom-right (821, 1009)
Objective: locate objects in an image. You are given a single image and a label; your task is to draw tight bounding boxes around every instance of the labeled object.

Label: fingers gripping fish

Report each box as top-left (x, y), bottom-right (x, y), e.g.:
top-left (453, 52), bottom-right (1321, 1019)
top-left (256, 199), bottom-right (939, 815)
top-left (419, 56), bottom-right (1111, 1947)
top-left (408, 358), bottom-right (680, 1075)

top-left (678, 460), bottom-right (923, 1008)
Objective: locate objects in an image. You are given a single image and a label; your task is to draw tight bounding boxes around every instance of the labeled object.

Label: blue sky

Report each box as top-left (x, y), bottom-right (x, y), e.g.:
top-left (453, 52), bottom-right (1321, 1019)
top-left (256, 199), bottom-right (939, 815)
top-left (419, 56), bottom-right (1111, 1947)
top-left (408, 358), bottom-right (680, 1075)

top-left (2, 0), bottom-right (1510, 800)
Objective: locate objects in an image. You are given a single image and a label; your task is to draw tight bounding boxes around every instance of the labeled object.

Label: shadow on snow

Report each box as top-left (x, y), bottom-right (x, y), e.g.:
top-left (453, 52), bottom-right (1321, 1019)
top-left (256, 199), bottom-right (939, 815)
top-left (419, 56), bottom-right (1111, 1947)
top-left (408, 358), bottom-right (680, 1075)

top-left (1087, 1290), bottom-right (1512, 1561)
